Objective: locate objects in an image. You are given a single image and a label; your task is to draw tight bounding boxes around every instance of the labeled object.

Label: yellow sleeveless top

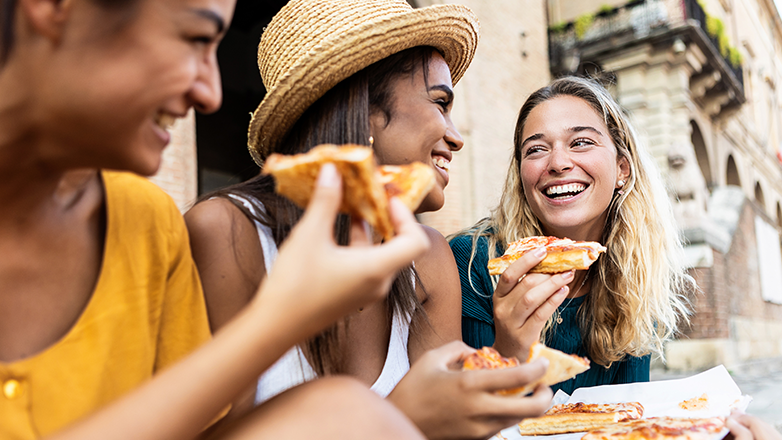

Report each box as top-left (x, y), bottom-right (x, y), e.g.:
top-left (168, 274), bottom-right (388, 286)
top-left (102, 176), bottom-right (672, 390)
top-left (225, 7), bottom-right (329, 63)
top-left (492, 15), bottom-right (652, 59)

top-left (0, 171), bottom-right (211, 440)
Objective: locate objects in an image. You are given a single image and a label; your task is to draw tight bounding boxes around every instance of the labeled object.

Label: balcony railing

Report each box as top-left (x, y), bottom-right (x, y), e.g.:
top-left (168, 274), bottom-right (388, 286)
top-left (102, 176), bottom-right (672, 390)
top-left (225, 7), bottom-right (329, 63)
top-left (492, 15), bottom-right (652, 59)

top-left (549, 0), bottom-right (743, 94)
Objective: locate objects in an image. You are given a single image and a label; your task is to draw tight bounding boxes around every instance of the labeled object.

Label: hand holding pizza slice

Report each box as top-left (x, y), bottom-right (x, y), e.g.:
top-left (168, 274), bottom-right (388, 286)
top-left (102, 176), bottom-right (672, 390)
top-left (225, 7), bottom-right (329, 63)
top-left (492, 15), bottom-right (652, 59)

top-left (262, 144), bottom-right (435, 240)
top-left (488, 236), bottom-right (607, 275)
top-left (462, 342), bottom-right (589, 397)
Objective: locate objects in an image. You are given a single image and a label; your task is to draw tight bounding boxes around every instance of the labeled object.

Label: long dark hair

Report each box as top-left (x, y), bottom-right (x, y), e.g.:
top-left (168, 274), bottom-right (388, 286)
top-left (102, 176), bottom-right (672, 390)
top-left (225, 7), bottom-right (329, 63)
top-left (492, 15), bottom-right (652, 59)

top-left (206, 46), bottom-right (437, 375)
top-left (1, 0), bottom-right (17, 66)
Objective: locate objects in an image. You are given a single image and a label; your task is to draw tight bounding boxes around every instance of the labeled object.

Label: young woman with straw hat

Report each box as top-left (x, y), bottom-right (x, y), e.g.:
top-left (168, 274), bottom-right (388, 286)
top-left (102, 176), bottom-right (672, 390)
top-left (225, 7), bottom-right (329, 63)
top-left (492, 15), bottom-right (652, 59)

top-left (187, 0), bottom-right (553, 438)
top-left (0, 0), bottom-right (430, 439)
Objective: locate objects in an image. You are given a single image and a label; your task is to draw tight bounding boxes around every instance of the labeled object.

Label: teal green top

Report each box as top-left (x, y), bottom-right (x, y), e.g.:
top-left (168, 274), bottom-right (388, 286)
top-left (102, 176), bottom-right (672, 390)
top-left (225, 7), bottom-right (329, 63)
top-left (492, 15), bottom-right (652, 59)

top-left (449, 233), bottom-right (649, 395)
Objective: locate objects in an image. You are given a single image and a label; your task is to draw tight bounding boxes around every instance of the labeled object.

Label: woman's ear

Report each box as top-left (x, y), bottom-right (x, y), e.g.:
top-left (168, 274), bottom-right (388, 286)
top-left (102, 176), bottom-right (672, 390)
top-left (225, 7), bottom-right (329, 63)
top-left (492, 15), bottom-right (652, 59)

top-left (616, 155), bottom-right (631, 188)
top-left (19, 0), bottom-right (74, 42)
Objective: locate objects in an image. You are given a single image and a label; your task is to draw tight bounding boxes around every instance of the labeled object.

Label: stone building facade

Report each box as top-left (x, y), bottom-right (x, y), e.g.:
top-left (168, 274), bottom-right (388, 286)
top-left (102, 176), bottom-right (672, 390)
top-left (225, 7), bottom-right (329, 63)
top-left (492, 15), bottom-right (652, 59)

top-left (150, 0), bottom-right (782, 371)
top-left (548, 0), bottom-right (782, 370)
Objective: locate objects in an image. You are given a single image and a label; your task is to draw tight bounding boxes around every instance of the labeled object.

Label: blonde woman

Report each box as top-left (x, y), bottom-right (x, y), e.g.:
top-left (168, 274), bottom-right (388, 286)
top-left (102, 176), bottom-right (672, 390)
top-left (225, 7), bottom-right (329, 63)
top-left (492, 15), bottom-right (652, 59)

top-left (448, 76), bottom-right (692, 394)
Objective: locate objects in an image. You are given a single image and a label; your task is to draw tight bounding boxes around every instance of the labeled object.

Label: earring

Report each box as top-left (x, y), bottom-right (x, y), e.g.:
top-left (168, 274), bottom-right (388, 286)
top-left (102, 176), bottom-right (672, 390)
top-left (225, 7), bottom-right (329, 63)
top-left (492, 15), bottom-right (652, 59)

top-left (369, 136), bottom-right (374, 147)
top-left (617, 179), bottom-right (625, 195)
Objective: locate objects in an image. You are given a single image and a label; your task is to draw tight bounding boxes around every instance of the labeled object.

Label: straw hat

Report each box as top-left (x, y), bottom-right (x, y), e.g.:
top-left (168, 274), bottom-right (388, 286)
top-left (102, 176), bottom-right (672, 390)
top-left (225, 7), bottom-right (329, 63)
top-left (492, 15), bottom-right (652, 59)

top-left (247, 0), bottom-right (480, 165)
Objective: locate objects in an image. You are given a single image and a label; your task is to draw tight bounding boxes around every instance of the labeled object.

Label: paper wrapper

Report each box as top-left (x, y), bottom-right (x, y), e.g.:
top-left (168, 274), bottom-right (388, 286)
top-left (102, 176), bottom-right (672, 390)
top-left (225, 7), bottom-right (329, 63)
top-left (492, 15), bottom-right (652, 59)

top-left (494, 365), bottom-right (752, 440)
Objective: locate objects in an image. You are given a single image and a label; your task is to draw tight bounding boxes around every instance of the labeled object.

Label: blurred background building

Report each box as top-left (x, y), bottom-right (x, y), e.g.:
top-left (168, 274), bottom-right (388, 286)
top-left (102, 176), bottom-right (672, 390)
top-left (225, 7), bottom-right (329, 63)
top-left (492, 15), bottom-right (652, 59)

top-left (153, 0), bottom-right (782, 373)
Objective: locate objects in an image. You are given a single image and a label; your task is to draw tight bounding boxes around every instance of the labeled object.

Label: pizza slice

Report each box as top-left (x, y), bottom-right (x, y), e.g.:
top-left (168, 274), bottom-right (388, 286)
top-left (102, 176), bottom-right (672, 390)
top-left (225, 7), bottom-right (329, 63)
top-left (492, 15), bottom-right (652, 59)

top-left (262, 144), bottom-right (435, 240)
top-left (517, 402), bottom-right (644, 435)
top-left (462, 343), bottom-right (589, 397)
top-left (377, 162), bottom-right (436, 213)
top-left (581, 416), bottom-right (726, 440)
top-left (488, 236), bottom-right (607, 275)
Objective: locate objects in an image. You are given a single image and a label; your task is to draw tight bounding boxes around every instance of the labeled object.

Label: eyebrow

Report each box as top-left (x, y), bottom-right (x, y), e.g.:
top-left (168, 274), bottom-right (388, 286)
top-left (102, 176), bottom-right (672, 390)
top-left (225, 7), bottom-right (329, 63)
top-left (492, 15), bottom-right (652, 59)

top-left (191, 8), bottom-right (226, 34)
top-left (521, 126), bottom-right (605, 148)
top-left (428, 84), bottom-right (454, 101)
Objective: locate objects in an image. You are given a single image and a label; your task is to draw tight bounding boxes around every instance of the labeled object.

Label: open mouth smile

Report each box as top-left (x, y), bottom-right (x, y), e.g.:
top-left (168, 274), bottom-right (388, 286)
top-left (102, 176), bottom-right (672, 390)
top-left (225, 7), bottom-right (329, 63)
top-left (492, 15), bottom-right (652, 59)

top-left (544, 183), bottom-right (587, 199)
top-left (433, 157), bottom-right (450, 172)
top-left (153, 112), bottom-right (178, 131)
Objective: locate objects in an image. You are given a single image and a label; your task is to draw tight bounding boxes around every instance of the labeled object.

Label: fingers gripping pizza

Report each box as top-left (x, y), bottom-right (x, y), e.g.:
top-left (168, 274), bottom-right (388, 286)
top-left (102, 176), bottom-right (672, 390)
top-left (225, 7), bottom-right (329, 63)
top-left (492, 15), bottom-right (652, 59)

top-left (488, 236), bottom-right (607, 275)
top-left (517, 402), bottom-right (644, 435)
top-left (462, 343), bottom-right (589, 397)
top-left (262, 144), bottom-right (435, 240)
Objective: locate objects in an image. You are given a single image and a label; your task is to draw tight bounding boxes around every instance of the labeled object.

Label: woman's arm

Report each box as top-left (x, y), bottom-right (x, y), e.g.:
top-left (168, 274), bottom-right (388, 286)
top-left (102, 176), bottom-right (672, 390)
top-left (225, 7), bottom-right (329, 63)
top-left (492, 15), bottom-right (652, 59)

top-left (185, 198), bottom-right (266, 419)
top-left (185, 198), bottom-right (266, 333)
top-left (407, 225), bottom-right (461, 362)
top-left (48, 165), bottom-right (431, 440)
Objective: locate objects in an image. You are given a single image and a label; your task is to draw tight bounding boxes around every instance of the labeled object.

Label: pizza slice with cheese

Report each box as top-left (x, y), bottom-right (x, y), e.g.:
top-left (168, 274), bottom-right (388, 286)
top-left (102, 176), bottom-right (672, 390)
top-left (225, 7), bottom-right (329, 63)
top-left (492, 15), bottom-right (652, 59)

top-left (517, 402), bottom-right (644, 435)
top-left (262, 144), bottom-right (435, 240)
top-left (488, 236), bottom-right (607, 275)
top-left (462, 343), bottom-right (589, 397)
top-left (581, 416), bottom-right (726, 440)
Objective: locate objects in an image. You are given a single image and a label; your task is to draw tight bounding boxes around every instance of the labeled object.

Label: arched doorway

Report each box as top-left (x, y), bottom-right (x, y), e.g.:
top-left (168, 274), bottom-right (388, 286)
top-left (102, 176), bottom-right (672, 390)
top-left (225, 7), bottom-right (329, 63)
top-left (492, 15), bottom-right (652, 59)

top-left (691, 121), bottom-right (712, 189)
top-left (726, 155), bottom-right (741, 187)
top-left (755, 182), bottom-right (766, 211)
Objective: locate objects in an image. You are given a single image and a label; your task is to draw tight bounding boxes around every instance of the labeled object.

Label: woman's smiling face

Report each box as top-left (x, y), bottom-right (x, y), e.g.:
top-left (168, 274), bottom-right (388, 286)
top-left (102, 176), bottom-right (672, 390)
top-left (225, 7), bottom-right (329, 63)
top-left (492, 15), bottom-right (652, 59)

top-left (519, 95), bottom-right (629, 241)
top-left (34, 0), bottom-right (234, 175)
top-left (369, 52), bottom-right (464, 214)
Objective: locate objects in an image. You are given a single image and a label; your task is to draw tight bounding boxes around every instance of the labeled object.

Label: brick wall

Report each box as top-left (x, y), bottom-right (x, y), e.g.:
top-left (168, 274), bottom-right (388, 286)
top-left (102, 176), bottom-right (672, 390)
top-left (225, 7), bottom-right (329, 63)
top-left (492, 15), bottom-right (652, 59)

top-left (682, 199), bottom-right (782, 339)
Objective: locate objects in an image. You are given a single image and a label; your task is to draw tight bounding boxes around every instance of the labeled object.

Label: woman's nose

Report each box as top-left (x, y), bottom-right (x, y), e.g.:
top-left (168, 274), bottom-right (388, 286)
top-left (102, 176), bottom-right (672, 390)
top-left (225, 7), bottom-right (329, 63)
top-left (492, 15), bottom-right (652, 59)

top-left (189, 53), bottom-right (223, 114)
top-left (445, 122), bottom-right (464, 152)
top-left (547, 146), bottom-right (573, 173)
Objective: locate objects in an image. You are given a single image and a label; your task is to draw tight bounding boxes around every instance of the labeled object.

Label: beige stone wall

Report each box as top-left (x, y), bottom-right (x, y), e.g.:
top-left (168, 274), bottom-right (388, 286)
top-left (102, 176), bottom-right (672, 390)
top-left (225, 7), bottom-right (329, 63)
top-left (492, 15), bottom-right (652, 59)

top-left (148, 110), bottom-right (198, 213)
top-left (416, 0), bottom-right (552, 235)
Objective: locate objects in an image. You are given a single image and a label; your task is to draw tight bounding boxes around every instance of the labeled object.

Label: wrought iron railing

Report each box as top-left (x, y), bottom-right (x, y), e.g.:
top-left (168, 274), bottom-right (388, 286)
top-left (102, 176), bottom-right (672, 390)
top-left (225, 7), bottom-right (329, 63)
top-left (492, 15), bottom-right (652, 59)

top-left (549, 0), bottom-right (743, 90)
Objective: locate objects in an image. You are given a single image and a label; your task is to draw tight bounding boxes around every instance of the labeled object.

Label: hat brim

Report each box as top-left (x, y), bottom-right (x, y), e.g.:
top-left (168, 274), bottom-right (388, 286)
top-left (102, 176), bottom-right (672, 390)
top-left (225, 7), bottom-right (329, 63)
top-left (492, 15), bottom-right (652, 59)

top-left (248, 4), bottom-right (479, 165)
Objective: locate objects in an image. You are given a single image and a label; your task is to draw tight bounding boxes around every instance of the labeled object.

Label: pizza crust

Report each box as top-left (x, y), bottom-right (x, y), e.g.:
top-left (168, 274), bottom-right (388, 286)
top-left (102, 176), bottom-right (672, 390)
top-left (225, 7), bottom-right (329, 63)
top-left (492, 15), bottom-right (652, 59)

top-left (510, 342), bottom-right (591, 396)
top-left (517, 402), bottom-right (644, 435)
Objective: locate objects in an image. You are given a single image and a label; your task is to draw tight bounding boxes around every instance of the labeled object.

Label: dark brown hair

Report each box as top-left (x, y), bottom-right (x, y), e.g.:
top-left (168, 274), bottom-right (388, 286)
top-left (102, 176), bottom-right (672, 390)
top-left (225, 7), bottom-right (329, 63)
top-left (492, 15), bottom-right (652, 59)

top-left (205, 46), bottom-right (437, 375)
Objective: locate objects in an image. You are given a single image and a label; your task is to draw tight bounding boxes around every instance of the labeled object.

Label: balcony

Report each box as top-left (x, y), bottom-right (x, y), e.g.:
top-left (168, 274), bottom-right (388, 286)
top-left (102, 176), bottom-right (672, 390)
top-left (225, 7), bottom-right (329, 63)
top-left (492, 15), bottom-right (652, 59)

top-left (549, 0), bottom-right (745, 114)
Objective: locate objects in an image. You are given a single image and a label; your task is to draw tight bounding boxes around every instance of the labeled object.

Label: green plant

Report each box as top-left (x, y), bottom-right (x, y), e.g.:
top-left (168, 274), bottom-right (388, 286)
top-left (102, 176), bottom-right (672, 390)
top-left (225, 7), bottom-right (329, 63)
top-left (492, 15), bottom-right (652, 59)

top-left (728, 46), bottom-right (743, 68)
top-left (598, 4), bottom-right (614, 15)
top-left (706, 15), bottom-right (725, 38)
top-left (574, 13), bottom-right (595, 40)
top-left (548, 21), bottom-right (568, 34)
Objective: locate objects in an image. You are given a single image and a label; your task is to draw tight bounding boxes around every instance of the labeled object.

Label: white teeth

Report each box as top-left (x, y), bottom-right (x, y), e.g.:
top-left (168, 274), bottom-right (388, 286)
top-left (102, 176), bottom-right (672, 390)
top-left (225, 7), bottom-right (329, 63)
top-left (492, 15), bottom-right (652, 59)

top-left (433, 157), bottom-right (450, 171)
top-left (155, 113), bottom-right (177, 130)
top-left (545, 183), bottom-right (586, 196)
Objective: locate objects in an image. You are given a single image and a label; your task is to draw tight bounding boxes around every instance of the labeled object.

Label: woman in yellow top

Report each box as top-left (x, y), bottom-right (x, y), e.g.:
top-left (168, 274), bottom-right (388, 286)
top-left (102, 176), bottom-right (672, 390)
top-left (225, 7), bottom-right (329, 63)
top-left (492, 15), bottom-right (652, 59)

top-left (0, 0), bottom-right (429, 439)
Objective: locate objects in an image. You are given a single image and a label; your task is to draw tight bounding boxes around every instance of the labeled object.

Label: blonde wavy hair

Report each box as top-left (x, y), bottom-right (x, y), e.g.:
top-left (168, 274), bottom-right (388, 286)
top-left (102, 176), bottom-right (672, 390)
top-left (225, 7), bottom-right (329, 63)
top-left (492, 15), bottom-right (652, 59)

top-left (452, 76), bottom-right (692, 367)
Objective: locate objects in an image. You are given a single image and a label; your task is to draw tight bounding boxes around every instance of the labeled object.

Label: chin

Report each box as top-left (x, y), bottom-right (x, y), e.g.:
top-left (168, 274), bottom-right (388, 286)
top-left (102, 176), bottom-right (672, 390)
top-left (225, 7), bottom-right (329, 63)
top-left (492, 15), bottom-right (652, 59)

top-left (417, 193), bottom-right (445, 214)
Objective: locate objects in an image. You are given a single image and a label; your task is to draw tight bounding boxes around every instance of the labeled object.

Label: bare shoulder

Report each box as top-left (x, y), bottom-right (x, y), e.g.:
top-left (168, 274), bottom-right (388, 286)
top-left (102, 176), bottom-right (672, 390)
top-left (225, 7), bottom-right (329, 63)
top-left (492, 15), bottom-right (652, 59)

top-left (415, 225), bottom-right (459, 293)
top-left (185, 197), bottom-right (266, 332)
top-left (408, 224), bottom-right (461, 360)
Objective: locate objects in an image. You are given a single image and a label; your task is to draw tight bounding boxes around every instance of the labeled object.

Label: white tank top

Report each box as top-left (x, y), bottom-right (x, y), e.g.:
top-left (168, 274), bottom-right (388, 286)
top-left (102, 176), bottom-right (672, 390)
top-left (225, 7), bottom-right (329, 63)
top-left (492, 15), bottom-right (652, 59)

top-left (225, 195), bottom-right (412, 404)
